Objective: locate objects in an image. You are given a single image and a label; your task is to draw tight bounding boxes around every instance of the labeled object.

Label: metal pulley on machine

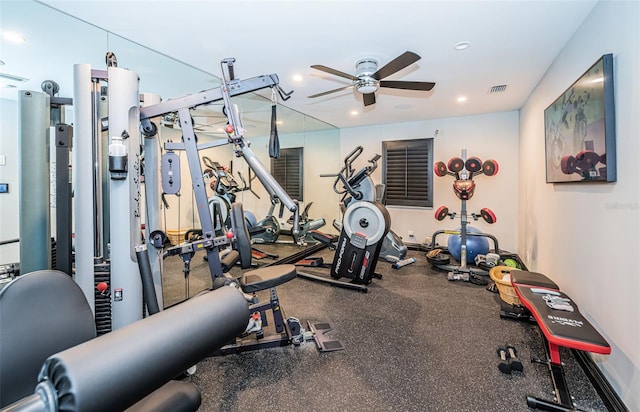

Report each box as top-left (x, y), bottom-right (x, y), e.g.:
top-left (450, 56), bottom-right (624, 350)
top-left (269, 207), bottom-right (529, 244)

top-left (342, 201), bottom-right (390, 246)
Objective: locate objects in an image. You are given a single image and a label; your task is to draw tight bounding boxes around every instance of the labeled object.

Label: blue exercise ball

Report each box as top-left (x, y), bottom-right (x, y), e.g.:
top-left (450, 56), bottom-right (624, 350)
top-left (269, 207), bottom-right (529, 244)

top-left (447, 226), bottom-right (490, 264)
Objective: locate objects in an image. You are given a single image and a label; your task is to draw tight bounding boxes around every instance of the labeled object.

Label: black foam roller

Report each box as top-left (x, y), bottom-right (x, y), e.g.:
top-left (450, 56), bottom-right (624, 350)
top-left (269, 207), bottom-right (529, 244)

top-left (39, 287), bottom-right (249, 412)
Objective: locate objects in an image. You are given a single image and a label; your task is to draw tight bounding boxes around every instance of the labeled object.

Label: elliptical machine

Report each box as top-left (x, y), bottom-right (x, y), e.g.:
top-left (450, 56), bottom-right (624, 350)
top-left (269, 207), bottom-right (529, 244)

top-left (330, 146), bottom-right (408, 263)
top-left (204, 157), bottom-right (257, 235)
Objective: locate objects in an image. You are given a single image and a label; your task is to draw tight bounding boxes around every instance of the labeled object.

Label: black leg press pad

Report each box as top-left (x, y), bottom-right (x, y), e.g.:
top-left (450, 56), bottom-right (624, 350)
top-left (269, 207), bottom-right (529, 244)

top-left (512, 281), bottom-right (610, 355)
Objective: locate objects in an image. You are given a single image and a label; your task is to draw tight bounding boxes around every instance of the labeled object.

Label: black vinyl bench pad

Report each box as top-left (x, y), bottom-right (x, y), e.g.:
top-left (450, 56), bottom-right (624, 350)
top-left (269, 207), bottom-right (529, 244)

top-left (510, 270), bottom-right (559, 290)
top-left (512, 281), bottom-right (610, 363)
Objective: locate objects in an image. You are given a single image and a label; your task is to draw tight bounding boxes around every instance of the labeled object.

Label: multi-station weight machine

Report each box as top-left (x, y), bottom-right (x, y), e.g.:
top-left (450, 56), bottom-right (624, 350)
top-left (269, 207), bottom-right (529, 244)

top-left (11, 55), bottom-right (346, 358)
top-left (429, 149), bottom-right (501, 282)
top-left (70, 57), bottom-right (311, 334)
top-left (2, 56), bottom-right (353, 412)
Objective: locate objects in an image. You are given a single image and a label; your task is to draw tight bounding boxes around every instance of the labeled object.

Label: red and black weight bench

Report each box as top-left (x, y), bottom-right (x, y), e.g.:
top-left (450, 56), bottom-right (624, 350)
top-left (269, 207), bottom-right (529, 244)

top-left (509, 270), bottom-right (611, 412)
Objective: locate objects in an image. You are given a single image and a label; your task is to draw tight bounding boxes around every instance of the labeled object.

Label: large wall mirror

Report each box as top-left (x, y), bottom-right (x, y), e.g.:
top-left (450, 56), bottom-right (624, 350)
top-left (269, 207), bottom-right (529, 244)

top-left (0, 0), bottom-right (340, 263)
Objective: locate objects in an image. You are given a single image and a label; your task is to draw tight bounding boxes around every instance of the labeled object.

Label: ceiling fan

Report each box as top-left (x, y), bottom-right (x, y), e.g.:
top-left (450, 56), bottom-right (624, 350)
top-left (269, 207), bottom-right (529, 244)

top-left (308, 51), bottom-right (435, 106)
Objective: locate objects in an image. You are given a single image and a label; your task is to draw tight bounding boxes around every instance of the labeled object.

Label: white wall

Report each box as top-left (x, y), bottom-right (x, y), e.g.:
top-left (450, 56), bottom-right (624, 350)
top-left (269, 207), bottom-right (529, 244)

top-left (519, 1), bottom-right (640, 409)
top-left (0, 99), bottom-right (19, 263)
top-left (340, 111), bottom-right (520, 253)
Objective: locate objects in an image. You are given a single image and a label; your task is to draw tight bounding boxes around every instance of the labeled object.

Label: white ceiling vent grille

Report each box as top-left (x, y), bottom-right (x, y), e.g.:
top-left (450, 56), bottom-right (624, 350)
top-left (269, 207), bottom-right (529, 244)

top-left (488, 84), bottom-right (508, 93)
top-left (0, 72), bottom-right (29, 82)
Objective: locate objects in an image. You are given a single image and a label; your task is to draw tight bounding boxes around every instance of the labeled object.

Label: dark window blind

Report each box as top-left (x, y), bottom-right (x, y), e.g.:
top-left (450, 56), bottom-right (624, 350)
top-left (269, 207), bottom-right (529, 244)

top-left (270, 147), bottom-right (303, 201)
top-left (382, 138), bottom-right (433, 207)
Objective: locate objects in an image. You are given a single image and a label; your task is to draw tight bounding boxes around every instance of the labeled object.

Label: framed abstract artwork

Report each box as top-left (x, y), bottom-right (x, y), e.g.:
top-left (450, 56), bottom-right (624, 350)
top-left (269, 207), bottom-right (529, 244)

top-left (544, 54), bottom-right (616, 183)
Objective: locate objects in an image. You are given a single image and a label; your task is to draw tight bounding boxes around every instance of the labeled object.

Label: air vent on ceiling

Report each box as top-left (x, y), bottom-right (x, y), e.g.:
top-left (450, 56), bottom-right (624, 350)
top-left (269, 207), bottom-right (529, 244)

top-left (0, 72), bottom-right (29, 83)
top-left (488, 84), bottom-right (508, 93)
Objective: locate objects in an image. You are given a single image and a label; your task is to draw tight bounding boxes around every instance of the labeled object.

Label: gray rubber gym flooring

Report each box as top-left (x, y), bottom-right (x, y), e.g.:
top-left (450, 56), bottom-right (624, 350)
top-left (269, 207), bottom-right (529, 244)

top-left (162, 244), bottom-right (607, 412)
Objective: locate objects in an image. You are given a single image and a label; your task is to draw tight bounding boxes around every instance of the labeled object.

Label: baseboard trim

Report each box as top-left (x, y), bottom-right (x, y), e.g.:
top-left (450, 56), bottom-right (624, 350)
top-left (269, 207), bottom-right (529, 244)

top-left (572, 349), bottom-right (629, 412)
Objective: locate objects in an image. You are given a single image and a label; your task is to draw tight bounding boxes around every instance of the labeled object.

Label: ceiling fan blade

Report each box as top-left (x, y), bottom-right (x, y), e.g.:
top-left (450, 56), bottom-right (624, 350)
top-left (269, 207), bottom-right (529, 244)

top-left (363, 93), bottom-right (376, 106)
top-left (380, 80), bottom-right (436, 91)
top-left (311, 65), bottom-right (357, 81)
top-left (308, 84), bottom-right (354, 98)
top-left (373, 51), bottom-right (421, 80)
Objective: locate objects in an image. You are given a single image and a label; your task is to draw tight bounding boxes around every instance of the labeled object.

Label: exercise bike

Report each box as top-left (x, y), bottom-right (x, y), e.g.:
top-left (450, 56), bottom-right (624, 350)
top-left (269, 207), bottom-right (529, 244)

top-left (329, 146), bottom-right (407, 263)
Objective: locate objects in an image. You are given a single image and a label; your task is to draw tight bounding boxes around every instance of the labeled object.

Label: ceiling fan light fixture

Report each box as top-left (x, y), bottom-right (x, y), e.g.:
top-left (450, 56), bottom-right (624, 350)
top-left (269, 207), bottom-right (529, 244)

top-left (356, 78), bottom-right (378, 94)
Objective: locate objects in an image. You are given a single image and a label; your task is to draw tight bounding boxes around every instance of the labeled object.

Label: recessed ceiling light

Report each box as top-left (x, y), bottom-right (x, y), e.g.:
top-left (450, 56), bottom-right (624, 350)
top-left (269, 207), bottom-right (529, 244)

top-left (350, 110), bottom-right (359, 116)
top-left (454, 41), bottom-right (471, 51)
top-left (457, 96), bottom-right (468, 103)
top-left (292, 74), bottom-right (303, 82)
top-left (2, 31), bottom-right (26, 44)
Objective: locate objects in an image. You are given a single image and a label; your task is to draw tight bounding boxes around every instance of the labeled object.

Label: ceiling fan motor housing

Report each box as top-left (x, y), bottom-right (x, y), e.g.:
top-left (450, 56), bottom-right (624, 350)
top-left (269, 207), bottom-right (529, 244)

top-left (355, 59), bottom-right (379, 94)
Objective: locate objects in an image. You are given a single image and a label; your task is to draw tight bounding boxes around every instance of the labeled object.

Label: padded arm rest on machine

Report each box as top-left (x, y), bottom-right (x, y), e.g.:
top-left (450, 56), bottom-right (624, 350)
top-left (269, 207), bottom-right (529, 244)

top-left (9, 287), bottom-right (250, 412)
top-left (221, 249), bottom-right (241, 272)
top-left (511, 281), bottom-right (610, 359)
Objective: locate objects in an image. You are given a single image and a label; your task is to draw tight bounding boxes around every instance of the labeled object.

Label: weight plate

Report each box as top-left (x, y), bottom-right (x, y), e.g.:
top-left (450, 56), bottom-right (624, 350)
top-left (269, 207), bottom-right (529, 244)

top-left (427, 253), bottom-right (450, 265)
top-left (465, 157), bottom-right (482, 173)
top-left (343, 201), bottom-right (390, 245)
top-left (230, 202), bottom-right (253, 269)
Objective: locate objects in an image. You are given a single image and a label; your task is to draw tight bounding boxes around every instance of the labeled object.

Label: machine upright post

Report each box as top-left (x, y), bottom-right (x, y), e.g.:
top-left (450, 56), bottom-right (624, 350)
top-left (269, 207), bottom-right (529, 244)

top-left (141, 92), bottom-right (164, 309)
top-left (73, 64), bottom-right (97, 312)
top-left (18, 90), bottom-right (51, 274)
top-left (459, 149), bottom-right (468, 270)
top-left (108, 66), bottom-right (143, 329)
top-left (176, 107), bottom-right (223, 279)
top-left (54, 124), bottom-right (73, 276)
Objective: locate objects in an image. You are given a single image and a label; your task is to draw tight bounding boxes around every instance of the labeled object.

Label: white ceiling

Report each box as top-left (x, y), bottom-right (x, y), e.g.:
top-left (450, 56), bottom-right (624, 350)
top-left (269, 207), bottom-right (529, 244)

top-left (6, 0), bottom-right (598, 130)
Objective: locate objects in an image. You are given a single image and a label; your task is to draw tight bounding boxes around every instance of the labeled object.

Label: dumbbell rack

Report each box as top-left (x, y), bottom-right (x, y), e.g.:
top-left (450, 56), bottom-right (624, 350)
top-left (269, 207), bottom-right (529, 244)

top-left (431, 149), bottom-right (499, 282)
